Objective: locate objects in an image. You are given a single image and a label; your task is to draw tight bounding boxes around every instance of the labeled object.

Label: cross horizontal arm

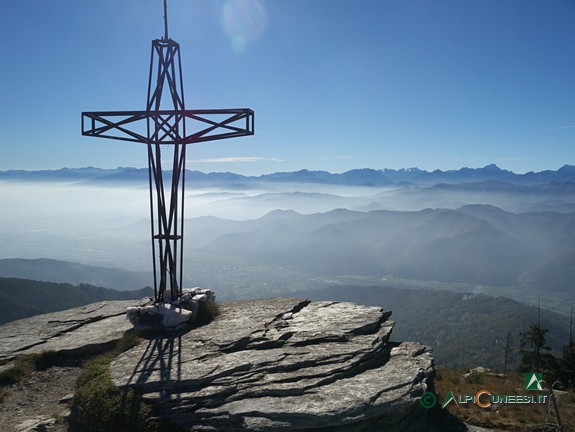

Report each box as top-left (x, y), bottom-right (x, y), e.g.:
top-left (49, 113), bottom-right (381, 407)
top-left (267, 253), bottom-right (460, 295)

top-left (183, 109), bottom-right (254, 144)
top-left (82, 111), bottom-right (148, 143)
top-left (82, 109), bottom-right (254, 144)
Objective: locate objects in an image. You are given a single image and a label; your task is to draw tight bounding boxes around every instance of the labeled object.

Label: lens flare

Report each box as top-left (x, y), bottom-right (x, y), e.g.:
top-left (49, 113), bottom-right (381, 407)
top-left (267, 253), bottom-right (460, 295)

top-left (231, 36), bottom-right (247, 54)
top-left (220, 0), bottom-right (268, 53)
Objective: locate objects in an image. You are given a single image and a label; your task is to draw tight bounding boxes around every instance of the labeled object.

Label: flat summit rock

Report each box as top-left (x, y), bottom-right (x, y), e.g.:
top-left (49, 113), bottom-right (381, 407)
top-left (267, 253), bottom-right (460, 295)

top-left (0, 300), bottom-right (141, 364)
top-left (110, 298), bottom-right (435, 431)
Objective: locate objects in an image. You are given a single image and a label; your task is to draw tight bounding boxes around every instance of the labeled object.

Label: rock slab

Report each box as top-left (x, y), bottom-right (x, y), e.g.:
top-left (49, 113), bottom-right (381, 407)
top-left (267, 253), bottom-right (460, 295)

top-left (110, 298), bottom-right (435, 431)
top-left (0, 300), bottom-right (142, 363)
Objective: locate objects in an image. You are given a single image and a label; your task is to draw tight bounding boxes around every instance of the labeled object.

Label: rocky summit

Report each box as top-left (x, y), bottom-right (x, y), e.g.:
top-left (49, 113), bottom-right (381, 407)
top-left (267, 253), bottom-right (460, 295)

top-left (0, 297), bottom-right (456, 431)
top-left (111, 298), bottom-right (435, 431)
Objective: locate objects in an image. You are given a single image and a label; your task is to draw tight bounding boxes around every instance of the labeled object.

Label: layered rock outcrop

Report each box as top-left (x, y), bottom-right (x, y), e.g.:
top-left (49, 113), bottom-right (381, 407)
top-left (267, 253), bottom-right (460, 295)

top-left (0, 298), bottom-right (446, 431)
top-left (0, 300), bottom-right (140, 364)
top-left (111, 298), bottom-right (435, 431)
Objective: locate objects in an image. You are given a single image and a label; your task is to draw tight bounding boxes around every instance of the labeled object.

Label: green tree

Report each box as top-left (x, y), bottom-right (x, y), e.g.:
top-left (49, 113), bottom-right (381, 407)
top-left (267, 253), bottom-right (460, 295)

top-left (520, 324), bottom-right (556, 372)
top-left (558, 305), bottom-right (575, 387)
top-left (503, 331), bottom-right (513, 378)
top-left (519, 301), bottom-right (558, 378)
top-left (559, 344), bottom-right (575, 387)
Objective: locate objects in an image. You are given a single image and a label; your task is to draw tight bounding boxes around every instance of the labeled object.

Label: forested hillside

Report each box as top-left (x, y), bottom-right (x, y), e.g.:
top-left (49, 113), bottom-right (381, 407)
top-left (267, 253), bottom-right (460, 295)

top-left (0, 278), bottom-right (153, 325)
top-left (295, 284), bottom-right (570, 367)
top-left (0, 259), bottom-right (151, 291)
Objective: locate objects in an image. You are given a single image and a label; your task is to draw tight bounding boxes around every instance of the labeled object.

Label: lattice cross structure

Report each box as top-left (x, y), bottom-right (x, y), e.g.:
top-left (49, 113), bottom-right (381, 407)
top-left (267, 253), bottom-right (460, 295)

top-left (82, 6), bottom-right (254, 303)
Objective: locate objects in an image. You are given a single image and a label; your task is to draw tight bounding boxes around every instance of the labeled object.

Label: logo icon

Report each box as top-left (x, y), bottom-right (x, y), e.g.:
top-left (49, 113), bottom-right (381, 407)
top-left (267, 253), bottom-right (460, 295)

top-left (441, 390), bottom-right (457, 408)
top-left (420, 391), bottom-right (437, 409)
top-left (525, 372), bottom-right (544, 391)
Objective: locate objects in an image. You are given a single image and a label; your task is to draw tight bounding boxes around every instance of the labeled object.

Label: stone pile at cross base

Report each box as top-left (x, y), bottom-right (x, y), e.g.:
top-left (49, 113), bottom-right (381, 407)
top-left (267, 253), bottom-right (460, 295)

top-left (0, 297), bottom-right (451, 431)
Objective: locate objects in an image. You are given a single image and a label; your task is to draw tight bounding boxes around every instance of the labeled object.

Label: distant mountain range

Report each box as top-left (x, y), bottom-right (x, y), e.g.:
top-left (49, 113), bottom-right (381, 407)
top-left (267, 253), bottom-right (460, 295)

top-left (1, 164), bottom-right (574, 319)
top-left (192, 204), bottom-right (575, 290)
top-left (2, 164), bottom-right (575, 186)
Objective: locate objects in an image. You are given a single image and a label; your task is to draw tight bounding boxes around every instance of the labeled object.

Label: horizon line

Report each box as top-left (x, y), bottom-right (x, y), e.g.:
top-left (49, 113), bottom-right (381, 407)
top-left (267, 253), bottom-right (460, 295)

top-left (1, 163), bottom-right (574, 177)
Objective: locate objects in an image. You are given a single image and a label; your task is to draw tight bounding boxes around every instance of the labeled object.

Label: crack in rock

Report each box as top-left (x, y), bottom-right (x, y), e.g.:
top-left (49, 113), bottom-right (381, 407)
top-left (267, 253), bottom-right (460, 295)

top-left (0, 300), bottom-right (136, 362)
top-left (110, 298), bottom-right (435, 431)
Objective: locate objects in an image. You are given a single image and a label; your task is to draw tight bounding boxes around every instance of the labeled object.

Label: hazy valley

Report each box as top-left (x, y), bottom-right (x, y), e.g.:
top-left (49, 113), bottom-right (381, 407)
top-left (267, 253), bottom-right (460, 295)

top-left (1, 164), bottom-right (575, 367)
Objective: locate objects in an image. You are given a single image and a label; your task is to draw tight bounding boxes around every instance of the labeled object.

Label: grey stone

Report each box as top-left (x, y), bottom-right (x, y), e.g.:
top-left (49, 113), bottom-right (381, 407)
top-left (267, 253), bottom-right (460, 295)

top-left (110, 298), bottom-right (435, 431)
top-left (127, 303), bottom-right (194, 330)
top-left (58, 393), bottom-right (75, 404)
top-left (0, 300), bottom-right (143, 363)
top-left (0, 297), bottom-right (452, 431)
top-left (192, 293), bottom-right (208, 303)
top-left (16, 416), bottom-right (56, 432)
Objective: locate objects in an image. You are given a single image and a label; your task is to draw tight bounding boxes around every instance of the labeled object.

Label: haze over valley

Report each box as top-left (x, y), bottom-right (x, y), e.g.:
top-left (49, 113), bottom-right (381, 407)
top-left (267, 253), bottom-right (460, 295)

top-left (1, 164), bottom-right (575, 366)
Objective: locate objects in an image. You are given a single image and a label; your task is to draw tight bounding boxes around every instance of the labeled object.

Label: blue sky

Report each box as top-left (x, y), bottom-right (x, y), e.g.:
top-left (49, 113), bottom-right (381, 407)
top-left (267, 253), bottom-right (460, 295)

top-left (1, 0), bottom-right (574, 175)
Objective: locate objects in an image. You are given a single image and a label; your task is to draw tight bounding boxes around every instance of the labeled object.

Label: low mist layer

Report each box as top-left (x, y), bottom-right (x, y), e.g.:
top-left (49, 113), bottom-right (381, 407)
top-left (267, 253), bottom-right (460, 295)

top-left (1, 165), bottom-right (574, 315)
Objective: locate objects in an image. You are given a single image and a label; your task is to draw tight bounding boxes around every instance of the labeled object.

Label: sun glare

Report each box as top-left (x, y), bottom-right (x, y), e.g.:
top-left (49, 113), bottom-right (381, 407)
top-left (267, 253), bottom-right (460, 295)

top-left (220, 0), bottom-right (268, 54)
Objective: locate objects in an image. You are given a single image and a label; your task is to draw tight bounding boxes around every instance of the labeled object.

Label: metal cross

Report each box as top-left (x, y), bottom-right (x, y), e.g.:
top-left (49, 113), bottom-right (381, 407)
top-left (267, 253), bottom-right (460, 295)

top-left (82, 1), bottom-right (254, 303)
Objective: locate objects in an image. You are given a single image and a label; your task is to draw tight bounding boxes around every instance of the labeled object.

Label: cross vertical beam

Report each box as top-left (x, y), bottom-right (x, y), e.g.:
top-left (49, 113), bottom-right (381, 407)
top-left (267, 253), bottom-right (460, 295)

top-left (146, 38), bottom-right (186, 302)
top-left (82, 3), bottom-right (254, 304)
